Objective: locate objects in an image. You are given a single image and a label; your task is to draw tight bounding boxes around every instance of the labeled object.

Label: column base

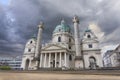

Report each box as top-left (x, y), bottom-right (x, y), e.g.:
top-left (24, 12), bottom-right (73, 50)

top-left (74, 56), bottom-right (83, 69)
top-left (32, 57), bottom-right (40, 70)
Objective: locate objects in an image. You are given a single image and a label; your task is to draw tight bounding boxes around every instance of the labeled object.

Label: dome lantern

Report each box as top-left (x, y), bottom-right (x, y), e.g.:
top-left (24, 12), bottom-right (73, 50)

top-left (61, 19), bottom-right (65, 25)
top-left (85, 27), bottom-right (91, 32)
top-left (53, 19), bottom-right (71, 33)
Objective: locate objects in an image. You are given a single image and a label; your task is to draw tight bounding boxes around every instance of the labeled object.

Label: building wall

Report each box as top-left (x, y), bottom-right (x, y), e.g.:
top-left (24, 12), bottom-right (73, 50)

top-left (82, 30), bottom-right (103, 69)
top-left (21, 55), bottom-right (36, 70)
top-left (110, 53), bottom-right (118, 67)
top-left (83, 51), bottom-right (103, 69)
top-left (82, 42), bottom-right (99, 50)
top-left (103, 45), bottom-right (120, 68)
top-left (103, 55), bottom-right (112, 67)
top-left (0, 56), bottom-right (22, 70)
top-left (24, 39), bottom-right (36, 54)
top-left (52, 33), bottom-right (74, 43)
top-left (21, 38), bottom-right (36, 70)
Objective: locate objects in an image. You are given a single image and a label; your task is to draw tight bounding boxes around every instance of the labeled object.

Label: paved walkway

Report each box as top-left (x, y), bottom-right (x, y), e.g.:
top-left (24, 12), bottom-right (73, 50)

top-left (0, 71), bottom-right (120, 80)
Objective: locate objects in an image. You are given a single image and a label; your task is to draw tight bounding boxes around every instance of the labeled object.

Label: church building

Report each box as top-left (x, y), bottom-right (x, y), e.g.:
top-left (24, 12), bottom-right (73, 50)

top-left (21, 16), bottom-right (103, 70)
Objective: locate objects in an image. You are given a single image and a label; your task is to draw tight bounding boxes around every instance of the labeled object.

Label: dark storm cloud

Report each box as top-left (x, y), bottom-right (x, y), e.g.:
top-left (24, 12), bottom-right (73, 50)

top-left (0, 6), bottom-right (8, 40)
top-left (0, 0), bottom-right (120, 55)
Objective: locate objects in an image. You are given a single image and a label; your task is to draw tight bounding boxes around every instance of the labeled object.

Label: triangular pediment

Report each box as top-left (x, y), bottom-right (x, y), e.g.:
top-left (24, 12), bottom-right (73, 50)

top-left (42, 43), bottom-right (67, 51)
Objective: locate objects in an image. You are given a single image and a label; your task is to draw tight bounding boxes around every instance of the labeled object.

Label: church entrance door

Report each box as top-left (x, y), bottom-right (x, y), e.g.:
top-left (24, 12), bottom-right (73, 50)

top-left (25, 59), bottom-right (30, 70)
top-left (89, 56), bottom-right (97, 69)
top-left (53, 60), bottom-right (55, 68)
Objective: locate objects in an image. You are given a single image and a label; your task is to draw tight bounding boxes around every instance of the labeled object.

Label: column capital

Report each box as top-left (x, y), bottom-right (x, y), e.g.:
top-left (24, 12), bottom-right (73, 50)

top-left (73, 15), bottom-right (79, 23)
top-left (38, 21), bottom-right (44, 29)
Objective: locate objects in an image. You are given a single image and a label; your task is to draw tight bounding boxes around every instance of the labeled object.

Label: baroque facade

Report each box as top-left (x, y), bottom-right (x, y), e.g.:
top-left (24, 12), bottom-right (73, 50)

top-left (21, 16), bottom-right (103, 70)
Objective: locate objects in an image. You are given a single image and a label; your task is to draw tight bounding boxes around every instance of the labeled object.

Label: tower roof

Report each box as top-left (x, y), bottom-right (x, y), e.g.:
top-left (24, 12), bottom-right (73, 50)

top-left (85, 27), bottom-right (91, 32)
top-left (53, 19), bottom-right (71, 33)
top-left (31, 34), bottom-right (36, 40)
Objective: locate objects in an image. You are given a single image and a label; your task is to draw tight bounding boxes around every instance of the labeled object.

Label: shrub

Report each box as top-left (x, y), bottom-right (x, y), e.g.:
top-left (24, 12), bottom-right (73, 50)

top-left (0, 66), bottom-right (11, 70)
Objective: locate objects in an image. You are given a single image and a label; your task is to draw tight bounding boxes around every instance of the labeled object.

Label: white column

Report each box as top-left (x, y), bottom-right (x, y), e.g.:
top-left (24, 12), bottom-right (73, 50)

top-left (73, 16), bottom-right (84, 69)
top-left (64, 52), bottom-right (67, 67)
top-left (35, 22), bottom-right (44, 58)
top-left (44, 53), bottom-right (47, 67)
top-left (40, 53), bottom-right (43, 67)
top-left (73, 16), bottom-right (81, 56)
top-left (59, 52), bottom-right (62, 67)
top-left (49, 53), bottom-right (51, 67)
top-left (34, 22), bottom-right (44, 70)
top-left (55, 53), bottom-right (57, 68)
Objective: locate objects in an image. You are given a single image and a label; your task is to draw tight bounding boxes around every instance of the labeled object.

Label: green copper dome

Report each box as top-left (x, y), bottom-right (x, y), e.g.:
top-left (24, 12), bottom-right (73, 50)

top-left (53, 20), bottom-right (71, 33)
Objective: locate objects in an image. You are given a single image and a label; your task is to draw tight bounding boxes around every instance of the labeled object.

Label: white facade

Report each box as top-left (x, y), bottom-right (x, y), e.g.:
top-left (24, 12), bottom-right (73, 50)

top-left (21, 17), bottom-right (103, 70)
top-left (103, 45), bottom-right (120, 67)
top-left (73, 16), bottom-right (83, 69)
top-left (82, 29), bottom-right (103, 69)
top-left (21, 38), bottom-right (37, 70)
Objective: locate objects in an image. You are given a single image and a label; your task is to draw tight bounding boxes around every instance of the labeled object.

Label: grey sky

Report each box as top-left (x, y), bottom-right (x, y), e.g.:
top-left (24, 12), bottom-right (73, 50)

top-left (0, 0), bottom-right (120, 55)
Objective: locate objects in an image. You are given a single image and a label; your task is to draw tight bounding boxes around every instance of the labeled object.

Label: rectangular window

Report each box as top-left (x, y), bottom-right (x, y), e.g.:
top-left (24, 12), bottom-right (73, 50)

top-left (28, 49), bottom-right (31, 52)
top-left (88, 44), bottom-right (92, 48)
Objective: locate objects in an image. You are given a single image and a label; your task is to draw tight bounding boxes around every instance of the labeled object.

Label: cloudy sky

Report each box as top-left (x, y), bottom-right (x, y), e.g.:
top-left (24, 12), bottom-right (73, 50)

top-left (0, 0), bottom-right (120, 56)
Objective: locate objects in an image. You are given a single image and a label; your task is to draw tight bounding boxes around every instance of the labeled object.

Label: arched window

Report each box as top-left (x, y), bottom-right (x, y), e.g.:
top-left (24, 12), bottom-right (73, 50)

top-left (87, 35), bottom-right (91, 38)
top-left (89, 57), bottom-right (96, 63)
top-left (30, 41), bottom-right (32, 44)
top-left (58, 37), bottom-right (61, 42)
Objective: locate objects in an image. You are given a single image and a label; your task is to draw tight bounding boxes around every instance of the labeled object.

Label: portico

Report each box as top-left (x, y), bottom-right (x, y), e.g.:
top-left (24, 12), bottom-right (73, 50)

top-left (40, 52), bottom-right (68, 68)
